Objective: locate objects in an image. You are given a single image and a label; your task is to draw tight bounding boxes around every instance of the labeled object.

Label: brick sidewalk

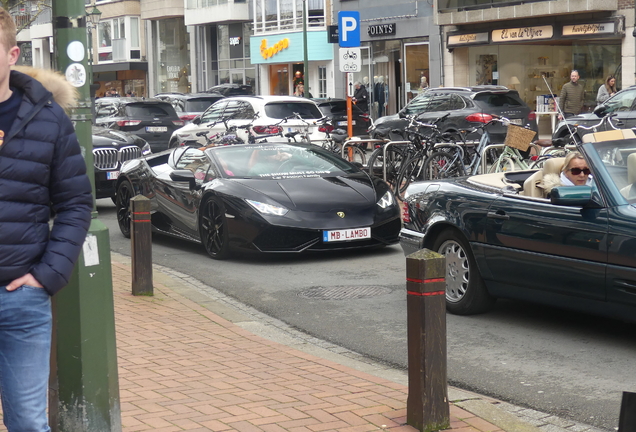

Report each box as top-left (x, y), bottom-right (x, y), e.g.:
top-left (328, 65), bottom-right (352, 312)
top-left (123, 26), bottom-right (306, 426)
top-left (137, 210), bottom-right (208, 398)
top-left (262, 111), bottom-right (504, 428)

top-left (110, 258), bottom-right (505, 432)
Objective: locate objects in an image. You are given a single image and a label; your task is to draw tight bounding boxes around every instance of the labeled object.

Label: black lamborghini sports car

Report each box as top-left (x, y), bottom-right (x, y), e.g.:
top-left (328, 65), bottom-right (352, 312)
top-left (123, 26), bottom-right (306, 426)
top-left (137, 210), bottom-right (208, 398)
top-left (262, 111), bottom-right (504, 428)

top-left (115, 142), bottom-right (401, 259)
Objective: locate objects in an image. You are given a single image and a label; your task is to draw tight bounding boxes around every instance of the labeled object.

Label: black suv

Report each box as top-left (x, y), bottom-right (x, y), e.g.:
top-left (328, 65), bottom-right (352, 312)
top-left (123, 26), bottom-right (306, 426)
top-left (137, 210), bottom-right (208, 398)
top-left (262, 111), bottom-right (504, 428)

top-left (372, 86), bottom-right (537, 143)
top-left (153, 92), bottom-right (225, 124)
top-left (204, 84), bottom-right (253, 96)
top-left (553, 85), bottom-right (636, 142)
top-left (95, 97), bottom-right (184, 152)
top-left (92, 126), bottom-right (150, 199)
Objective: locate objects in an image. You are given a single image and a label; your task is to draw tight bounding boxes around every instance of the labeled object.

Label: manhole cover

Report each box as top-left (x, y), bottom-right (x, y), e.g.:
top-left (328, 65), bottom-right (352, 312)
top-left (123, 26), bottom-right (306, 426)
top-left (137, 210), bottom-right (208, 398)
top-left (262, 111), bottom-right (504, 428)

top-left (298, 286), bottom-right (392, 300)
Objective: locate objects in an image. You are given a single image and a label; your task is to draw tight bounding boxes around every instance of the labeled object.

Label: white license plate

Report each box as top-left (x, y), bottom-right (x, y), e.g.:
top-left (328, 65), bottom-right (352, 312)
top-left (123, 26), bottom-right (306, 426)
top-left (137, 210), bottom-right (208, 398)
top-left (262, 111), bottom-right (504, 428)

top-left (323, 227), bottom-right (371, 242)
top-left (337, 121), bottom-right (357, 126)
top-left (146, 126), bottom-right (168, 132)
top-left (510, 119), bottom-right (523, 125)
top-left (106, 171), bottom-right (120, 180)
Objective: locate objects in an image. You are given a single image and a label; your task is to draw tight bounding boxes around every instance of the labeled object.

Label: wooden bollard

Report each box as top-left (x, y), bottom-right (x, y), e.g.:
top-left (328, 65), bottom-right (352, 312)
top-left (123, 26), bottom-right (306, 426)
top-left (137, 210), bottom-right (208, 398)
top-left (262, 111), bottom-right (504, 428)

top-left (131, 195), bottom-right (153, 296)
top-left (406, 249), bottom-right (449, 432)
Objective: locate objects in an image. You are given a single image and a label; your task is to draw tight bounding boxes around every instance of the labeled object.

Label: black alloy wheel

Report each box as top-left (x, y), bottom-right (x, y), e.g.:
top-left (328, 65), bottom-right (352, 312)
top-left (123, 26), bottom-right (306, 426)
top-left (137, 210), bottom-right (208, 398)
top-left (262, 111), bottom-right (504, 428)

top-left (116, 180), bottom-right (134, 238)
top-left (199, 197), bottom-right (231, 259)
top-left (432, 229), bottom-right (495, 315)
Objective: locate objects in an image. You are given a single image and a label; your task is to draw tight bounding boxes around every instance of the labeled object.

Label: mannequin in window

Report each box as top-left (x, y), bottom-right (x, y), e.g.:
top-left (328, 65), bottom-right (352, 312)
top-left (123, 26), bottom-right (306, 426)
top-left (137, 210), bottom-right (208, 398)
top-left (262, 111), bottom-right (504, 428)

top-left (375, 76), bottom-right (385, 117)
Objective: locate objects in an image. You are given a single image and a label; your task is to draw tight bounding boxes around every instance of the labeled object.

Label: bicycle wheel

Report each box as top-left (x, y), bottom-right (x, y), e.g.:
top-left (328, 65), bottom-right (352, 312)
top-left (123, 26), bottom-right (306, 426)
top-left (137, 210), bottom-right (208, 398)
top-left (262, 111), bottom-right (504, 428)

top-left (395, 155), bottom-right (425, 200)
top-left (343, 145), bottom-right (366, 166)
top-left (488, 155), bottom-right (515, 173)
top-left (367, 145), bottom-right (408, 185)
top-left (424, 151), bottom-right (465, 180)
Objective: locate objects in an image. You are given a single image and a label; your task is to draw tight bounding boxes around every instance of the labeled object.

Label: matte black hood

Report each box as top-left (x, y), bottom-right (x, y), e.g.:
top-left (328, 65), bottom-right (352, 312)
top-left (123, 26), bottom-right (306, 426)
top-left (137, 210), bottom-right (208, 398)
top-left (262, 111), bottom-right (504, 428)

top-left (232, 172), bottom-right (377, 212)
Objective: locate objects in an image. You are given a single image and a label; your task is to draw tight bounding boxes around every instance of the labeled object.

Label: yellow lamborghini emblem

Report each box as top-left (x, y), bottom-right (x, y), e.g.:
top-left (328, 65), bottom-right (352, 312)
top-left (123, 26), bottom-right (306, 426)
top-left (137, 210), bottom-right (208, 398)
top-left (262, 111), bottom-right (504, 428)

top-left (337, 212), bottom-right (345, 218)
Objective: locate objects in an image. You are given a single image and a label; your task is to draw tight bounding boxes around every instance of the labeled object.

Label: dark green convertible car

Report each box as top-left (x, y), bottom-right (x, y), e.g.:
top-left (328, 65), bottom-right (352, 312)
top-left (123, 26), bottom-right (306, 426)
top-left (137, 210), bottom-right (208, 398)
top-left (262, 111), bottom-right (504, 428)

top-left (399, 134), bottom-right (636, 320)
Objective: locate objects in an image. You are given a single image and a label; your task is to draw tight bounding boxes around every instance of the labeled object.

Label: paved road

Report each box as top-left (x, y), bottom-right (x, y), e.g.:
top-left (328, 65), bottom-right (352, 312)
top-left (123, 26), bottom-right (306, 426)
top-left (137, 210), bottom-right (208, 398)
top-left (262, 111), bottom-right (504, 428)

top-left (98, 198), bottom-right (634, 431)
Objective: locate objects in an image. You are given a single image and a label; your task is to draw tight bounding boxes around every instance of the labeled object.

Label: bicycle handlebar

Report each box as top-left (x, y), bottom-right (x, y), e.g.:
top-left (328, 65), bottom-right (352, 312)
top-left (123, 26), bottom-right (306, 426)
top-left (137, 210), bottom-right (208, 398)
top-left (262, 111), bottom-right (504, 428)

top-left (570, 112), bottom-right (618, 131)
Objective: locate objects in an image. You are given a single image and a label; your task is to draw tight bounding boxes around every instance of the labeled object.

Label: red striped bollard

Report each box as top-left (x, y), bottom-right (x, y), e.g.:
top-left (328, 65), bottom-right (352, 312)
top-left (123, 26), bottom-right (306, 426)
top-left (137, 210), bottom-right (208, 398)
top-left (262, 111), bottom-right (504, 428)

top-left (406, 249), bottom-right (449, 432)
top-left (131, 195), bottom-right (153, 296)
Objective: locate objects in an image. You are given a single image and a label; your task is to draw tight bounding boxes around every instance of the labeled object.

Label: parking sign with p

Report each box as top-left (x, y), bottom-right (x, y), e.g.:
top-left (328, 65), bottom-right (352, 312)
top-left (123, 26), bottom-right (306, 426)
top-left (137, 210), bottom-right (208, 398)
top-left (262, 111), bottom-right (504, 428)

top-left (338, 11), bottom-right (360, 48)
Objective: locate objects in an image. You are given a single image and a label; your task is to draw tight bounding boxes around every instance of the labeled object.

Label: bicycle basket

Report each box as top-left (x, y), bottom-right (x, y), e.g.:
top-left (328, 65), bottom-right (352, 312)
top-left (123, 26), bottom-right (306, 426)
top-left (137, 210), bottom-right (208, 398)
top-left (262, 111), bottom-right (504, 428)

top-left (504, 124), bottom-right (536, 151)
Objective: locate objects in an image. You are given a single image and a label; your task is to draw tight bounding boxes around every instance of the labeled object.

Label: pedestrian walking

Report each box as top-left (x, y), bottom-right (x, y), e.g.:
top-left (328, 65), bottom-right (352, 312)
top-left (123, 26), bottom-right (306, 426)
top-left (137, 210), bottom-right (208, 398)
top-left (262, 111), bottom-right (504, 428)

top-left (0, 7), bottom-right (92, 431)
top-left (558, 70), bottom-right (585, 119)
top-left (596, 75), bottom-right (617, 104)
top-left (352, 81), bottom-right (369, 113)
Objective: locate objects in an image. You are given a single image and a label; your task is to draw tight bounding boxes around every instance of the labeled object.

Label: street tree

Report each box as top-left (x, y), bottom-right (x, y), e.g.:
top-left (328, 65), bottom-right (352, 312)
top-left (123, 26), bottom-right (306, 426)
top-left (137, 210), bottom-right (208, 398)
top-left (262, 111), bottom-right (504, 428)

top-left (3, 0), bottom-right (50, 33)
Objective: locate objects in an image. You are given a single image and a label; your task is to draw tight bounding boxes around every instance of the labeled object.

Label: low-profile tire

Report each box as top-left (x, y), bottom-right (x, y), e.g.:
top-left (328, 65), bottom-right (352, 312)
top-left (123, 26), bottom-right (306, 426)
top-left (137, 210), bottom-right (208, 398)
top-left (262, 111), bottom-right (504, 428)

top-left (115, 180), bottom-right (134, 239)
top-left (432, 229), bottom-right (495, 315)
top-left (199, 197), bottom-right (231, 260)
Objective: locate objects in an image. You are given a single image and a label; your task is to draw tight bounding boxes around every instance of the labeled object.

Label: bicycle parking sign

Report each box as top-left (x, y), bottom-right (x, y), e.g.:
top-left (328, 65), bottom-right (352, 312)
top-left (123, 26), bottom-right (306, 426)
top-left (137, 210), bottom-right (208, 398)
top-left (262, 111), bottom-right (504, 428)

top-left (339, 47), bottom-right (361, 73)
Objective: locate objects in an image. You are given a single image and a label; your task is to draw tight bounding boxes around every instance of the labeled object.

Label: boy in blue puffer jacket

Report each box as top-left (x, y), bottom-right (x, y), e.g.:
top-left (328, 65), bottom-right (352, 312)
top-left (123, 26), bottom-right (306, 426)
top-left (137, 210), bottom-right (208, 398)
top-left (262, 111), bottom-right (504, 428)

top-left (0, 7), bottom-right (92, 431)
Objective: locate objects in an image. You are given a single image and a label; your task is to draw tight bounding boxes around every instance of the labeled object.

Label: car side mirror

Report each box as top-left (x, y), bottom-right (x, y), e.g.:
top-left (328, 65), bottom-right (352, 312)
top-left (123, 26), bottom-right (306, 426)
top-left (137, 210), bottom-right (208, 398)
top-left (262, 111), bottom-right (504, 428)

top-left (550, 185), bottom-right (603, 208)
top-left (192, 116), bottom-right (202, 125)
top-left (398, 111), bottom-right (406, 119)
top-left (593, 105), bottom-right (607, 118)
top-left (170, 169), bottom-right (196, 189)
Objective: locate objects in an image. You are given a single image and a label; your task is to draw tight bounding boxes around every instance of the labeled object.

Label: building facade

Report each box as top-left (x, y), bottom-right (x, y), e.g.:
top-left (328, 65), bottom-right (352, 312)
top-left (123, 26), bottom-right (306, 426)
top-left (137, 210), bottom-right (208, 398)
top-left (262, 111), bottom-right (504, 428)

top-left (250, 0), bottom-right (333, 98)
top-left (184, 0), bottom-right (255, 94)
top-left (335, 1), bottom-right (441, 117)
top-left (438, 0), bottom-right (632, 119)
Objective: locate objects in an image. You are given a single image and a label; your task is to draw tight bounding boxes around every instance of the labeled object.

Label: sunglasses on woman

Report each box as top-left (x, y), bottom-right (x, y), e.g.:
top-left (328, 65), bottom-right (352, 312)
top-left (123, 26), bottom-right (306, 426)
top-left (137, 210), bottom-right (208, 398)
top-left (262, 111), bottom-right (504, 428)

top-left (569, 167), bottom-right (591, 176)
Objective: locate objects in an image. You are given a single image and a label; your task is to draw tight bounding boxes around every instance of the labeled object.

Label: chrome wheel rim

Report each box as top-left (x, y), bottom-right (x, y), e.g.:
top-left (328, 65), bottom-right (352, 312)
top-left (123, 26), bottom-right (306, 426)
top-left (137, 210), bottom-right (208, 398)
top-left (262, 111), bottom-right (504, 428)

top-left (438, 239), bottom-right (469, 303)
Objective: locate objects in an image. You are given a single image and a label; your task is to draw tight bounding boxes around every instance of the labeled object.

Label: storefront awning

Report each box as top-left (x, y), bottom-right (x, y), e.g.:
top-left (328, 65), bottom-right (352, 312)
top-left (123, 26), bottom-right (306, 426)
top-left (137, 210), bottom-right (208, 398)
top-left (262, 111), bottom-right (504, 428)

top-left (93, 62), bottom-right (148, 73)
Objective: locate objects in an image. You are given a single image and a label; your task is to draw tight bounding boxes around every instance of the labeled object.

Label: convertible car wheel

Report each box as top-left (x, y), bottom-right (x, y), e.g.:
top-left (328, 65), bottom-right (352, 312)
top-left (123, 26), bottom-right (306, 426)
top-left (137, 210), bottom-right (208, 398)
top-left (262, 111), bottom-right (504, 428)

top-left (116, 180), bottom-right (134, 239)
top-left (433, 229), bottom-right (495, 315)
top-left (200, 197), bottom-right (231, 260)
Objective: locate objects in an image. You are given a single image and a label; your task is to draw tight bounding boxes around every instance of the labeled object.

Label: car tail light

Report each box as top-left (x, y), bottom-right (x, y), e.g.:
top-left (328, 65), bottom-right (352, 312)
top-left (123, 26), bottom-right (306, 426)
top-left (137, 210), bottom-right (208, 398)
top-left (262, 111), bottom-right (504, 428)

top-left (319, 124), bottom-right (334, 133)
top-left (531, 155), bottom-right (539, 161)
top-left (116, 120), bottom-right (141, 127)
top-left (401, 201), bottom-right (411, 223)
top-left (253, 125), bottom-right (283, 134)
top-left (360, 113), bottom-right (370, 122)
top-left (180, 114), bottom-right (198, 122)
top-left (465, 113), bottom-right (493, 123)
top-left (172, 120), bottom-right (185, 126)
top-left (528, 111), bottom-right (536, 121)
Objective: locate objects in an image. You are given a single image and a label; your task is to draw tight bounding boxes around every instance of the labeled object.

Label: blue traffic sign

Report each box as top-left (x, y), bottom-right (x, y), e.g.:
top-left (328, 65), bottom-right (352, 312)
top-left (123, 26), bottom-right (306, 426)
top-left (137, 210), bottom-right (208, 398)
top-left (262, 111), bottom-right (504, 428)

top-left (338, 11), bottom-right (360, 48)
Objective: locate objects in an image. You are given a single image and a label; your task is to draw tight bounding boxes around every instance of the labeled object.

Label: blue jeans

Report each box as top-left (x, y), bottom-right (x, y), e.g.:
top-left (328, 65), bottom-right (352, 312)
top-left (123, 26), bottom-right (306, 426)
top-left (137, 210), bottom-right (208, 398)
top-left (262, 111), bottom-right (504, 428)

top-left (0, 286), bottom-right (52, 432)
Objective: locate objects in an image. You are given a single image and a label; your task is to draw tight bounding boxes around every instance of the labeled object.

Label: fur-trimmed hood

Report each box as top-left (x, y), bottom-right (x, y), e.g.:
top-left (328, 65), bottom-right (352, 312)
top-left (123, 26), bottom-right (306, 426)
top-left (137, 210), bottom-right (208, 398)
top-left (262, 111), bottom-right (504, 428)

top-left (541, 173), bottom-right (562, 195)
top-left (11, 65), bottom-right (78, 110)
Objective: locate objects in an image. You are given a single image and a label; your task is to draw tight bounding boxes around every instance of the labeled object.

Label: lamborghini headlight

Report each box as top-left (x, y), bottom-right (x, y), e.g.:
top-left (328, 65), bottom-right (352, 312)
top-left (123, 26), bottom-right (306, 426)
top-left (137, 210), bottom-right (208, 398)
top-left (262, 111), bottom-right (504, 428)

top-left (377, 190), bottom-right (395, 209)
top-left (245, 199), bottom-right (289, 216)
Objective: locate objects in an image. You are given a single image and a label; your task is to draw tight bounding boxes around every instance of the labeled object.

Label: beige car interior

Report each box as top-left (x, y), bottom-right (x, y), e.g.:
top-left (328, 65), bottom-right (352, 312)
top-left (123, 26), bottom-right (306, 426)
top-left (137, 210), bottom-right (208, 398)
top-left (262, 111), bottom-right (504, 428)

top-left (467, 129), bottom-right (636, 199)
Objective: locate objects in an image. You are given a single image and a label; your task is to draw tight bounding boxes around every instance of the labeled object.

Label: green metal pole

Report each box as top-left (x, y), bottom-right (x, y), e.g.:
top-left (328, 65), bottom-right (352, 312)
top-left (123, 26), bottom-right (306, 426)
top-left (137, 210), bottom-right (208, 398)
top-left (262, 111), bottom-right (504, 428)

top-left (303, 0), bottom-right (308, 88)
top-left (50, 1), bottom-right (121, 431)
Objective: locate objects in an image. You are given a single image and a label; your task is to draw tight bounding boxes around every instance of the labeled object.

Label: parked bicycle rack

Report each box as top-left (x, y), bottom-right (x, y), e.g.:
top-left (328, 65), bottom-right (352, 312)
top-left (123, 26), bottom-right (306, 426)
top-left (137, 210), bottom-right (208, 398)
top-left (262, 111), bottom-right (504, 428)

top-left (340, 138), bottom-right (389, 161)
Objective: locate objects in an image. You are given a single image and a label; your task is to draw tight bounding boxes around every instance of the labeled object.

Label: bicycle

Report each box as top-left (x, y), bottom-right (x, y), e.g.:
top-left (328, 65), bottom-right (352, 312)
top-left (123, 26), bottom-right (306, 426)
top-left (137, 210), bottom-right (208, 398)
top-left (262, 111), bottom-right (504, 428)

top-left (318, 118), bottom-right (367, 165)
top-left (391, 114), bottom-right (462, 198)
top-left (422, 116), bottom-right (513, 181)
top-left (485, 120), bottom-right (540, 173)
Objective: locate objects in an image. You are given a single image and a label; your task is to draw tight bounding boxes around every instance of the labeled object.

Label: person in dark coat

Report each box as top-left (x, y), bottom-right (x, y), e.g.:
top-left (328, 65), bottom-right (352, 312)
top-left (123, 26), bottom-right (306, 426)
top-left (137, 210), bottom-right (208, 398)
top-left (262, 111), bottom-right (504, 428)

top-left (353, 81), bottom-right (369, 113)
top-left (0, 8), bottom-right (92, 431)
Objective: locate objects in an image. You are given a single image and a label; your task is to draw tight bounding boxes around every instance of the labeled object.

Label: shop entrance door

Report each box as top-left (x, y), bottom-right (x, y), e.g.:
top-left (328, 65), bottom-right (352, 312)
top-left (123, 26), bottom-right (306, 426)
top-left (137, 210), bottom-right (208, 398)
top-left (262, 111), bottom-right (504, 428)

top-left (269, 64), bottom-right (289, 96)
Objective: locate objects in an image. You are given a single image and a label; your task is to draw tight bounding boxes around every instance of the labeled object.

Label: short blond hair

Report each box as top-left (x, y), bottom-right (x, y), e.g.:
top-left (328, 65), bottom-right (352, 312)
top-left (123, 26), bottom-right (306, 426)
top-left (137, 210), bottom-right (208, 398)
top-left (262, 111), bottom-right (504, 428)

top-left (562, 151), bottom-right (586, 173)
top-left (0, 7), bottom-right (17, 52)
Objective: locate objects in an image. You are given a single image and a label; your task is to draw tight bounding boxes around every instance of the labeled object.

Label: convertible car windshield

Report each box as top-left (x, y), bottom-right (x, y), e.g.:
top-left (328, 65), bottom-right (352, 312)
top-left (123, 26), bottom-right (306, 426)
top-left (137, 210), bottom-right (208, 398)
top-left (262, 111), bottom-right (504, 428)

top-left (589, 139), bottom-right (636, 202)
top-left (210, 143), bottom-right (359, 179)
